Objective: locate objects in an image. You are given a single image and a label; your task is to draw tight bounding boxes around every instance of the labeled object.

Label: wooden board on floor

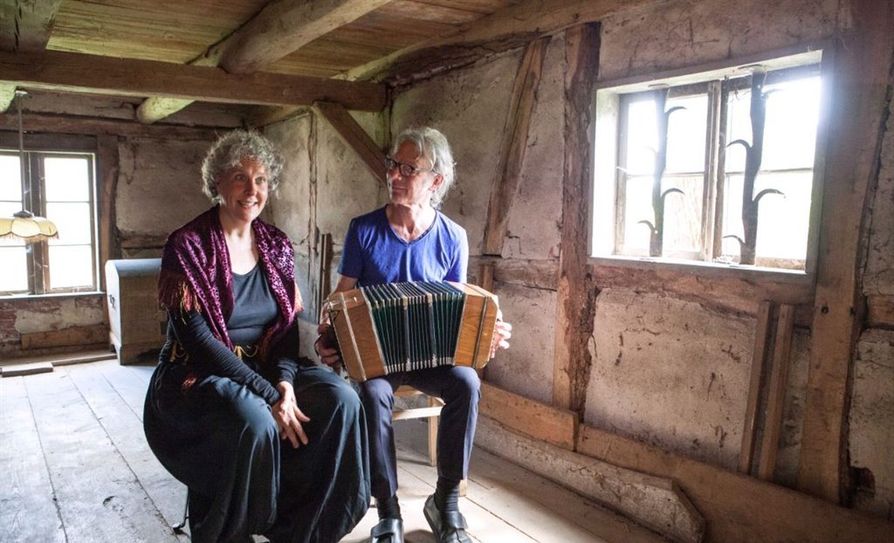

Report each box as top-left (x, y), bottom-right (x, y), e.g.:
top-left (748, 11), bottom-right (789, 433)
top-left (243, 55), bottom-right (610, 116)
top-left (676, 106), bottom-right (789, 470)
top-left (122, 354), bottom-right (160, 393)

top-left (22, 370), bottom-right (180, 542)
top-left (0, 377), bottom-right (66, 543)
top-left (63, 363), bottom-right (187, 531)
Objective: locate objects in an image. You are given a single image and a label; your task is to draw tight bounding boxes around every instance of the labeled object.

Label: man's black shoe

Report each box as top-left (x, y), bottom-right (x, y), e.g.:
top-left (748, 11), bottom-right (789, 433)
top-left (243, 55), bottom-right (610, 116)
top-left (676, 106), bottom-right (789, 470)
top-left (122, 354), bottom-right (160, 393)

top-left (370, 517), bottom-right (403, 543)
top-left (423, 494), bottom-right (472, 543)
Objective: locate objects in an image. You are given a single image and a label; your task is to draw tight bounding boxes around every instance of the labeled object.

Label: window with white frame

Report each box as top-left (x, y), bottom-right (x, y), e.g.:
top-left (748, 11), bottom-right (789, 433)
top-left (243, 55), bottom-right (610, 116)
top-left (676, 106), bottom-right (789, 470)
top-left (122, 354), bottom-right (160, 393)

top-left (591, 50), bottom-right (824, 273)
top-left (0, 150), bottom-right (98, 295)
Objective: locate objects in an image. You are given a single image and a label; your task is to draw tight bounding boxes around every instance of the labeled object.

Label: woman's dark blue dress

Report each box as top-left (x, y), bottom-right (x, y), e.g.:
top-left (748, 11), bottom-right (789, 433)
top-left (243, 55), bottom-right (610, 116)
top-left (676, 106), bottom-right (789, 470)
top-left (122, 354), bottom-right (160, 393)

top-left (144, 265), bottom-right (369, 543)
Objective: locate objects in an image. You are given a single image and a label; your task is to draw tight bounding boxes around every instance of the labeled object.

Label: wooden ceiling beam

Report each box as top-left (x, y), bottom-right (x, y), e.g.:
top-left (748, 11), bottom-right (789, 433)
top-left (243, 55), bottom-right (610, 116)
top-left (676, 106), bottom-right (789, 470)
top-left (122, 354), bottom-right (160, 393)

top-left (0, 50), bottom-right (387, 112)
top-left (346, 0), bottom-right (657, 84)
top-left (0, 0), bottom-right (63, 53)
top-left (219, 0), bottom-right (393, 75)
top-left (138, 0), bottom-right (390, 124)
top-left (0, 84), bottom-right (15, 113)
top-left (0, 0), bottom-right (64, 113)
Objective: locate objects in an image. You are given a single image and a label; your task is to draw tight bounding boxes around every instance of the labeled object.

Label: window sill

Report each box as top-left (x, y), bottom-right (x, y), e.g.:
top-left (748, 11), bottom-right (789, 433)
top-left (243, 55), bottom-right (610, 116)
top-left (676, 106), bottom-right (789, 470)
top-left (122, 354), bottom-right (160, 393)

top-left (0, 291), bottom-right (105, 302)
top-left (591, 255), bottom-right (811, 284)
top-left (589, 255), bottom-right (815, 318)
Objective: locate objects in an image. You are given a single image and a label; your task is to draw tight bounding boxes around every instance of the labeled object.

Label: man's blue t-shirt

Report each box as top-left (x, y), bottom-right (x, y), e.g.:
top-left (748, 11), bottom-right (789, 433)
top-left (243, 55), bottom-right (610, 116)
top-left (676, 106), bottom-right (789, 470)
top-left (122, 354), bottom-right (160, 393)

top-left (338, 206), bottom-right (468, 286)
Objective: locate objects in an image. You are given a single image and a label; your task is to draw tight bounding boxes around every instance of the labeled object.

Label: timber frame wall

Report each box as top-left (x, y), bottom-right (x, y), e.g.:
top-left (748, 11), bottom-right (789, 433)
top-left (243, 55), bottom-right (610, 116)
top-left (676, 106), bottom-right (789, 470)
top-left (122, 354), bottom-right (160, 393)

top-left (313, 0), bottom-right (894, 541)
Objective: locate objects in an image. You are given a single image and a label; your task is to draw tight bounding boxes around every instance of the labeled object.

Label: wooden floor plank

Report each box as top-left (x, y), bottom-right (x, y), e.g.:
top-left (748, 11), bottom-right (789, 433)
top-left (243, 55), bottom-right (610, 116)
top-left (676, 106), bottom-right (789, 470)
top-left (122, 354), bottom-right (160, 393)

top-left (4, 360), bottom-right (656, 543)
top-left (91, 361), bottom-right (155, 420)
top-left (63, 363), bottom-right (188, 536)
top-left (0, 377), bottom-right (66, 543)
top-left (23, 370), bottom-right (180, 543)
top-left (468, 447), bottom-right (664, 543)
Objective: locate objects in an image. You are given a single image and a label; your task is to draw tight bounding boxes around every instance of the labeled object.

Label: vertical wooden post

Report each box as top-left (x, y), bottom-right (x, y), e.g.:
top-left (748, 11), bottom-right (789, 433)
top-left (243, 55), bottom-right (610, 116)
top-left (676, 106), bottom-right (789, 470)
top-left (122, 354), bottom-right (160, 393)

top-left (96, 135), bottom-right (120, 291)
top-left (798, 0), bottom-right (894, 502)
top-left (482, 37), bottom-right (550, 256)
top-left (758, 303), bottom-right (795, 481)
top-left (738, 300), bottom-right (773, 474)
top-left (552, 22), bottom-right (600, 413)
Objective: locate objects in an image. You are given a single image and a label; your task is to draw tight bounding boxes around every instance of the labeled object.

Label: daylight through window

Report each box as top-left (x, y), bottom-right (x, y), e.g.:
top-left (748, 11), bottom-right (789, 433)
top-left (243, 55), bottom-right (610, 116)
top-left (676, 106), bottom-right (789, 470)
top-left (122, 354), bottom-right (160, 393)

top-left (0, 150), bottom-right (98, 295)
top-left (592, 51), bottom-right (824, 272)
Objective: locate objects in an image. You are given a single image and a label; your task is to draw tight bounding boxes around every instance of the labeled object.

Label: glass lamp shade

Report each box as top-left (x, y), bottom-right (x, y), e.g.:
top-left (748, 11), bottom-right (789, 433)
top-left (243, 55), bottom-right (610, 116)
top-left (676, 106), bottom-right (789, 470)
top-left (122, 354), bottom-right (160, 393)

top-left (0, 210), bottom-right (59, 242)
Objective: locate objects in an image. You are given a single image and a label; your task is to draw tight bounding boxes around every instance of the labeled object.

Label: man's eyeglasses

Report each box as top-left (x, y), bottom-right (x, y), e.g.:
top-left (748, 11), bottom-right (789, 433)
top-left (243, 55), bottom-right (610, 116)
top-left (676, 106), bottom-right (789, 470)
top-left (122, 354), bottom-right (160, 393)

top-left (385, 157), bottom-right (437, 177)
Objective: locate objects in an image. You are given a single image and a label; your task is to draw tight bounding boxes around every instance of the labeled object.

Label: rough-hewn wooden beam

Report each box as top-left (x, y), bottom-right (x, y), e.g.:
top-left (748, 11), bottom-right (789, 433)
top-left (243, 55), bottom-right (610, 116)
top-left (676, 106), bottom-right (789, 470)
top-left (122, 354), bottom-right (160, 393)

top-left (798, 0), bottom-right (894, 503)
top-left (590, 261), bottom-right (814, 325)
top-left (0, 50), bottom-right (387, 112)
top-left (552, 23), bottom-right (599, 413)
top-left (469, 256), bottom-right (557, 291)
top-left (0, 84), bottom-right (15, 113)
top-left (220, 0), bottom-right (392, 74)
top-left (137, 0), bottom-right (390, 123)
top-left (578, 424), bottom-right (894, 543)
top-left (354, 0), bottom-right (656, 84)
top-left (482, 37), bottom-right (549, 256)
top-left (314, 101), bottom-right (387, 183)
top-left (757, 303), bottom-right (795, 481)
top-left (0, 111), bottom-right (219, 140)
top-left (0, 0), bottom-right (63, 52)
top-left (738, 300), bottom-right (773, 474)
top-left (96, 135), bottom-right (120, 294)
top-left (480, 382), bottom-right (578, 450)
top-left (136, 57), bottom-right (219, 124)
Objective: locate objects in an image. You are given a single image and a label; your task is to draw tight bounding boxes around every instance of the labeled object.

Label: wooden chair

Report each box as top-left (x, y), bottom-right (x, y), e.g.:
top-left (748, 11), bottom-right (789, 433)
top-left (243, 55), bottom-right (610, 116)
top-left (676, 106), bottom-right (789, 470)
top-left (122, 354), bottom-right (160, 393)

top-left (392, 385), bottom-right (444, 467)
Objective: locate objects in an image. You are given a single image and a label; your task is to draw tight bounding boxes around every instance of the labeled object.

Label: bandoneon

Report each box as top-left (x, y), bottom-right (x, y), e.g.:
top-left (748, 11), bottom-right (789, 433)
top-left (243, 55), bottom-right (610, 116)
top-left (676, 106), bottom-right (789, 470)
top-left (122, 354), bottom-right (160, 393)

top-left (325, 281), bottom-right (499, 382)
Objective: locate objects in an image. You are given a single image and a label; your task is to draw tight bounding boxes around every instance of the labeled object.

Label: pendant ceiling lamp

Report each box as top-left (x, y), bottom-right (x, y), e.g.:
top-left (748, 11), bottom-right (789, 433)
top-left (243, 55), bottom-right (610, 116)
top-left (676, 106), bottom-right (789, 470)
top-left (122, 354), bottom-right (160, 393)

top-left (0, 90), bottom-right (58, 242)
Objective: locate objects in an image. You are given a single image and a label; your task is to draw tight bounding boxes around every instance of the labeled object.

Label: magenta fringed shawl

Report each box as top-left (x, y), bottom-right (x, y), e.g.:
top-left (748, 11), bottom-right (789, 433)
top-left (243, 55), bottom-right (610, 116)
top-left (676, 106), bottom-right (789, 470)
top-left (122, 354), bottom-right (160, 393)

top-left (157, 207), bottom-right (299, 360)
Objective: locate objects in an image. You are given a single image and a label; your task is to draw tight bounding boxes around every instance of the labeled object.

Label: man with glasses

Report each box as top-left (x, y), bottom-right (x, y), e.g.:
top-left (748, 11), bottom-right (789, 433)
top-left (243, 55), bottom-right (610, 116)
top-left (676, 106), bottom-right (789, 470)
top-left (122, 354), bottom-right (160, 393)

top-left (316, 126), bottom-right (511, 543)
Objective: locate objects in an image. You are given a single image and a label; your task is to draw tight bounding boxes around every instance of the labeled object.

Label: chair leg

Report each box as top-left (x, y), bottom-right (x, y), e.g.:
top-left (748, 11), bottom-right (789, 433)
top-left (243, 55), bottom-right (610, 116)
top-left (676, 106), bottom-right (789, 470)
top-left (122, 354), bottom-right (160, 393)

top-left (427, 396), bottom-right (439, 467)
top-left (172, 492), bottom-right (189, 534)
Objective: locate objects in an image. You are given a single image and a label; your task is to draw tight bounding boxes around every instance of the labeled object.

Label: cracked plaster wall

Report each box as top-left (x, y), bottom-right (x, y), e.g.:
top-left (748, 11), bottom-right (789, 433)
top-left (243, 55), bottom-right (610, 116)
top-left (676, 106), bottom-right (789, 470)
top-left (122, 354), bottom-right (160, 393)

top-left (855, 64), bottom-right (894, 519)
top-left (850, 330), bottom-right (894, 519)
top-left (115, 136), bottom-right (214, 255)
top-left (599, 0), bottom-right (841, 81)
top-left (390, 38), bottom-right (564, 402)
top-left (265, 110), bottom-right (387, 358)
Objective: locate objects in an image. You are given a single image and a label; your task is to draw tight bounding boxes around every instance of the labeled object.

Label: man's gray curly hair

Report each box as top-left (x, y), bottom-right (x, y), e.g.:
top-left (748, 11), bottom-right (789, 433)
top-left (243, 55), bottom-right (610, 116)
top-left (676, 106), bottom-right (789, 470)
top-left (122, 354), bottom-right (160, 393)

top-left (201, 130), bottom-right (284, 203)
top-left (390, 127), bottom-right (456, 208)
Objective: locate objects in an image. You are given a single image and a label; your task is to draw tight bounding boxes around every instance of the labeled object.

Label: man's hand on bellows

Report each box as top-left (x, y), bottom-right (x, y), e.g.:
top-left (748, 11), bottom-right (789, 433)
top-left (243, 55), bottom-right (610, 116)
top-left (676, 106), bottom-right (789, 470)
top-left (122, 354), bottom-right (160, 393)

top-left (490, 309), bottom-right (512, 358)
top-left (315, 323), bottom-right (342, 368)
top-left (273, 381), bottom-right (310, 448)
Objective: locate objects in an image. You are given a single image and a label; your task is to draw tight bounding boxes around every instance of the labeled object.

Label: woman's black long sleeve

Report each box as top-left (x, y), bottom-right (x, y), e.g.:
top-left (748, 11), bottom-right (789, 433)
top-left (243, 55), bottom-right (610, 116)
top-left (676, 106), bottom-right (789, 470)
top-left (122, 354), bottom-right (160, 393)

top-left (169, 310), bottom-right (281, 405)
top-left (267, 320), bottom-right (302, 386)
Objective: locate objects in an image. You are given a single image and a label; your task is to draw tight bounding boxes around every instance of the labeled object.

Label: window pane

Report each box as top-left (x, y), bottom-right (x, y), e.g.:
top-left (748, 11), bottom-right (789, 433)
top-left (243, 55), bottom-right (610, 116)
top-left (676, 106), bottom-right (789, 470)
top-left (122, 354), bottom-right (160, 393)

top-left (621, 175), bottom-right (653, 254)
top-left (45, 156), bottom-right (90, 202)
top-left (720, 174), bottom-right (745, 261)
top-left (46, 202), bottom-right (92, 245)
top-left (725, 86), bottom-right (752, 173)
top-left (719, 172), bottom-right (810, 267)
top-left (725, 75), bottom-right (821, 173)
top-left (624, 99), bottom-right (657, 175)
top-left (0, 201), bottom-right (26, 247)
top-left (0, 246), bottom-right (28, 292)
top-left (665, 94), bottom-right (708, 174)
top-left (662, 174), bottom-right (704, 255)
top-left (754, 171), bottom-right (811, 264)
top-left (48, 245), bottom-right (94, 289)
top-left (0, 155), bottom-right (22, 201)
top-left (762, 77), bottom-right (821, 171)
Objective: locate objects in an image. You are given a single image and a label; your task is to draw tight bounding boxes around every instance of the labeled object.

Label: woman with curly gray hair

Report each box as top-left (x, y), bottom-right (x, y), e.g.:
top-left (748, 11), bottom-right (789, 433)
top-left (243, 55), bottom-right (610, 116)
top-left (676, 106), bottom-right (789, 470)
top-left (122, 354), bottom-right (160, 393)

top-left (144, 130), bottom-right (369, 543)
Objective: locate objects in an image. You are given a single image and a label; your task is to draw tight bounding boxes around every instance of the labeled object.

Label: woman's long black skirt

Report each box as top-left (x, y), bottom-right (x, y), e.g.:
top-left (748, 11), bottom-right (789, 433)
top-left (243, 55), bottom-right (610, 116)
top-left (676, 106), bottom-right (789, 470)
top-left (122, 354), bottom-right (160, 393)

top-left (144, 362), bottom-right (370, 543)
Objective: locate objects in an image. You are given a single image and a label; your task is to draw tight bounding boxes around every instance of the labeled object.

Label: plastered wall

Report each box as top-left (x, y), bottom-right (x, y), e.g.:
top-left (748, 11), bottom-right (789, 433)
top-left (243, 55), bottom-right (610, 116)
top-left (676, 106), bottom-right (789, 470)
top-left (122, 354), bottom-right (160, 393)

top-left (855, 66), bottom-right (894, 518)
top-left (371, 0), bottom-right (894, 517)
top-left (265, 110), bottom-right (388, 359)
